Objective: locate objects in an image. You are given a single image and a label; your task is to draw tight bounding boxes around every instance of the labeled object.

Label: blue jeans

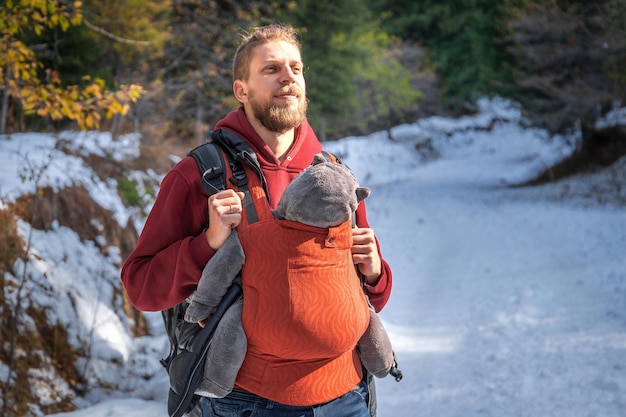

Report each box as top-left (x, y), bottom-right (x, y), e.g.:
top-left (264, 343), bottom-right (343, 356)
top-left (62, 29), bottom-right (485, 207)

top-left (189, 381), bottom-right (371, 417)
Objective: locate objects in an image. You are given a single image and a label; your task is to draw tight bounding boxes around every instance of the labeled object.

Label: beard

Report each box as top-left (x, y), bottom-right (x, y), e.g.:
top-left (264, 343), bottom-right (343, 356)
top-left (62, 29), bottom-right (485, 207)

top-left (249, 89), bottom-right (308, 133)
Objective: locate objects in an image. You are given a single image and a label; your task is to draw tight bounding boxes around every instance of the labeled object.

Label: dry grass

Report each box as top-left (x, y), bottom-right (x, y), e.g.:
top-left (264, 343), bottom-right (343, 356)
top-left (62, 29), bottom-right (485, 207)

top-left (527, 124), bottom-right (626, 186)
top-left (0, 306), bottom-right (81, 416)
top-left (12, 185), bottom-right (139, 260)
top-left (0, 205), bottom-right (25, 276)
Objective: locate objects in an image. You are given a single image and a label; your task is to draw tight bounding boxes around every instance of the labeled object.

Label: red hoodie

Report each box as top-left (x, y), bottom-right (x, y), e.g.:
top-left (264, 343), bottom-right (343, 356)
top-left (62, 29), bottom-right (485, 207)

top-left (121, 108), bottom-right (392, 313)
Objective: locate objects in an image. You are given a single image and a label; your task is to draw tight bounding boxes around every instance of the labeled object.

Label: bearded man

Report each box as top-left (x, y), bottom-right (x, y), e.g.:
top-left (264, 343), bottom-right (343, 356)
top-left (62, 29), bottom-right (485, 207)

top-left (121, 24), bottom-right (393, 417)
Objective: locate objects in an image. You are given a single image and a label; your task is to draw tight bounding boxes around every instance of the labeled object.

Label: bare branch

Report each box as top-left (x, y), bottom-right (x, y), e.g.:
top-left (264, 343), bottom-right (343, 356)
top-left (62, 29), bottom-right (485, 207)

top-left (83, 19), bottom-right (150, 46)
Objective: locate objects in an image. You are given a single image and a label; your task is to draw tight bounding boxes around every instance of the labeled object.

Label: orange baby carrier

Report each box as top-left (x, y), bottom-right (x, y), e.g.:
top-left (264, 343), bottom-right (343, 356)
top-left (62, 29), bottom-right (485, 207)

top-left (210, 131), bottom-right (370, 405)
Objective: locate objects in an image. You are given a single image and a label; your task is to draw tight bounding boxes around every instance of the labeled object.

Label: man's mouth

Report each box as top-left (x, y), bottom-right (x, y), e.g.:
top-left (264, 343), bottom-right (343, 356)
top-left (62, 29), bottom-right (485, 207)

top-left (276, 89), bottom-right (300, 99)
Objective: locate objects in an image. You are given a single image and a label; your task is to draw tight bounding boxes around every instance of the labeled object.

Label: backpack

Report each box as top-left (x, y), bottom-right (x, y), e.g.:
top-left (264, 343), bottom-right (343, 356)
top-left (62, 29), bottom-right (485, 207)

top-left (160, 129), bottom-right (389, 417)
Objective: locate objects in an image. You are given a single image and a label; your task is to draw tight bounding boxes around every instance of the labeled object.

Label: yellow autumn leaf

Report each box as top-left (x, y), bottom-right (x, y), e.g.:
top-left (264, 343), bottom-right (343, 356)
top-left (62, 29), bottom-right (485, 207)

top-left (85, 114), bottom-right (95, 129)
top-left (50, 108), bottom-right (63, 120)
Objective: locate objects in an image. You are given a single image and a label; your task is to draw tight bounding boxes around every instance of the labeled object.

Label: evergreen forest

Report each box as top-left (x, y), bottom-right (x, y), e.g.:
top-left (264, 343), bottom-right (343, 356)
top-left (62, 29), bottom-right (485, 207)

top-left (3, 0), bottom-right (625, 144)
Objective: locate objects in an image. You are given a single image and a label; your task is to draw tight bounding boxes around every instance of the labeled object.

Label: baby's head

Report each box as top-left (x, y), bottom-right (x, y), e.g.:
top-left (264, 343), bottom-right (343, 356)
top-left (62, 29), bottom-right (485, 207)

top-left (274, 154), bottom-right (370, 227)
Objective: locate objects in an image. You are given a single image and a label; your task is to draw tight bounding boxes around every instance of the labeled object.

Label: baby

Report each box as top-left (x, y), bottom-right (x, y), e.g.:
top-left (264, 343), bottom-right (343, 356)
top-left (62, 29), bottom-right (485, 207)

top-left (185, 154), bottom-right (399, 398)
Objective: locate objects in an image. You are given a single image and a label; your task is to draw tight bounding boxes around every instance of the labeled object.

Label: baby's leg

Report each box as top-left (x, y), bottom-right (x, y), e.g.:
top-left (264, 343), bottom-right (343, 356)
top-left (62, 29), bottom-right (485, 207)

top-left (358, 305), bottom-right (395, 378)
top-left (195, 299), bottom-right (246, 398)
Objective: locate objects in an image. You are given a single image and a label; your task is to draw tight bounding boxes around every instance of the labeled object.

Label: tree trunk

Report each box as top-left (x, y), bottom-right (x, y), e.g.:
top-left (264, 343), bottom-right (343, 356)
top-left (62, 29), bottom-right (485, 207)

top-left (1, 70), bottom-right (9, 135)
top-left (195, 94), bottom-right (204, 145)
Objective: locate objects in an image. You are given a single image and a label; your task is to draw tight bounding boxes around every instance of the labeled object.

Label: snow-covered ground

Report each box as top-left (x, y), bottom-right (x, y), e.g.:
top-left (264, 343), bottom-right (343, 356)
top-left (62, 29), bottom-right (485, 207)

top-left (2, 98), bottom-right (625, 416)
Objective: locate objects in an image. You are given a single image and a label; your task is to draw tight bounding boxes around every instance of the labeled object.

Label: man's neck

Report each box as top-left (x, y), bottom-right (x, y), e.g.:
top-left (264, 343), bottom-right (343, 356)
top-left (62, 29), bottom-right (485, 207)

top-left (247, 116), bottom-right (295, 161)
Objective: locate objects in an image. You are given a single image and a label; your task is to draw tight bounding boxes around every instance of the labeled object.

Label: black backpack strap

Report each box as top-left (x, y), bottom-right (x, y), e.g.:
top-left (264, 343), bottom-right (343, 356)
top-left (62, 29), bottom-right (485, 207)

top-left (210, 129), bottom-right (270, 224)
top-left (211, 129), bottom-right (269, 196)
top-left (188, 133), bottom-right (263, 224)
top-left (189, 142), bottom-right (227, 195)
top-left (226, 152), bottom-right (259, 225)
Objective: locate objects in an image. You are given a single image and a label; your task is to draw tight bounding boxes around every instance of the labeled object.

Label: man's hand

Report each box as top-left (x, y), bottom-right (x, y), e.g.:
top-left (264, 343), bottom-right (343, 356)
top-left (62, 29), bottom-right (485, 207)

top-left (205, 190), bottom-right (245, 250)
top-left (352, 227), bottom-right (382, 285)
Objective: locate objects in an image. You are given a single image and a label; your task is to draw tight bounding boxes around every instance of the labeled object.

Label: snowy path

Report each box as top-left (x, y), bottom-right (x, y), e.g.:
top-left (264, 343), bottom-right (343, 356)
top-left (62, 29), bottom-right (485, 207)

top-left (40, 100), bottom-right (625, 417)
top-left (369, 175), bottom-right (626, 417)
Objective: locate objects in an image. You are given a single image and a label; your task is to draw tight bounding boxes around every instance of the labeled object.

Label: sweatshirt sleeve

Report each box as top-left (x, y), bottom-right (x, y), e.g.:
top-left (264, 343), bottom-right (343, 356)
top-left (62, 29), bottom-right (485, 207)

top-left (121, 158), bottom-right (215, 312)
top-left (354, 201), bottom-right (393, 312)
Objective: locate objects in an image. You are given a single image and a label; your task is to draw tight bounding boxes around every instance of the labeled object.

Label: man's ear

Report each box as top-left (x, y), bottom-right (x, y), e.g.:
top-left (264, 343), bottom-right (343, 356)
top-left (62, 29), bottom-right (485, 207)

top-left (233, 80), bottom-right (248, 103)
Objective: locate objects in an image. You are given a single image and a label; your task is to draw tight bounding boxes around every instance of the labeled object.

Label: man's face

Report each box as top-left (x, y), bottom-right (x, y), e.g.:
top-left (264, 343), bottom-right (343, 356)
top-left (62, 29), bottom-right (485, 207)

top-left (239, 40), bottom-right (307, 133)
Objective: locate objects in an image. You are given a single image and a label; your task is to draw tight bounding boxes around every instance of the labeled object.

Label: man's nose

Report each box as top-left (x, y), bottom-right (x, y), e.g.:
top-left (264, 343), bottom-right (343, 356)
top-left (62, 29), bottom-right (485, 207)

top-left (280, 67), bottom-right (297, 84)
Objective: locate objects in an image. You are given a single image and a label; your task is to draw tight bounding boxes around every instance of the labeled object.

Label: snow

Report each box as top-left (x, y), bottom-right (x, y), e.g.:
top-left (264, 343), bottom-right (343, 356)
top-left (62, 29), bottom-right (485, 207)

top-left (1, 97), bottom-right (625, 416)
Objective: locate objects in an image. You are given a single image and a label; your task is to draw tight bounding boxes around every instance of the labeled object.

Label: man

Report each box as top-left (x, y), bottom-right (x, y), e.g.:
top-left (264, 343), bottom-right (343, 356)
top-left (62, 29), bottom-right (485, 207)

top-left (121, 24), bottom-right (392, 416)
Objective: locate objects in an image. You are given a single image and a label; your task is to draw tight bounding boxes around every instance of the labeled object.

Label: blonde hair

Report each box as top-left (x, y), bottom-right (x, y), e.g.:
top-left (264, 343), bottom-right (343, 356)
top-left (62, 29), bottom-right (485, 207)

top-left (233, 24), bottom-right (302, 82)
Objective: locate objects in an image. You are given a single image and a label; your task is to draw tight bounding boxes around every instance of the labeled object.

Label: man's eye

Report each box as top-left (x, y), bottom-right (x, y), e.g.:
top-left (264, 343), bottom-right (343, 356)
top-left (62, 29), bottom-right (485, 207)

top-left (292, 66), bottom-right (302, 74)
